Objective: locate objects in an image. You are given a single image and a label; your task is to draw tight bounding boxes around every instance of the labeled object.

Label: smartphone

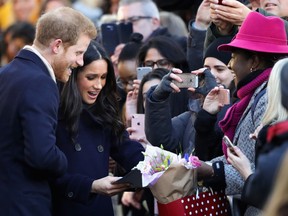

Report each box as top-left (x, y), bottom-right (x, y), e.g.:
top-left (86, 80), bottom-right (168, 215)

top-left (172, 73), bottom-right (199, 88)
top-left (223, 135), bottom-right (235, 148)
top-left (131, 114), bottom-right (145, 138)
top-left (100, 23), bottom-right (120, 56)
top-left (117, 22), bottom-right (133, 44)
top-left (112, 169), bottom-right (142, 188)
top-left (137, 67), bottom-right (152, 80)
top-left (218, 89), bottom-right (230, 105)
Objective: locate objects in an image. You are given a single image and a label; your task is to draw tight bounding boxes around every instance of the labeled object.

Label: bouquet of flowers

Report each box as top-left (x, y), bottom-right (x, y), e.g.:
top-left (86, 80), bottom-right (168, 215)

top-left (135, 145), bottom-right (201, 204)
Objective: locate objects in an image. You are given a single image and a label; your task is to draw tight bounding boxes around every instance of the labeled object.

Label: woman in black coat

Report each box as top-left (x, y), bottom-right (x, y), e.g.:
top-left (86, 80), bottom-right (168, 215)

top-left (51, 40), bottom-right (144, 216)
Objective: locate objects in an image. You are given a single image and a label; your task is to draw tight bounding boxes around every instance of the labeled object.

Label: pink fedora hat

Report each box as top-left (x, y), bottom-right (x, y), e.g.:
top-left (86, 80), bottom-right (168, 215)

top-left (218, 12), bottom-right (288, 53)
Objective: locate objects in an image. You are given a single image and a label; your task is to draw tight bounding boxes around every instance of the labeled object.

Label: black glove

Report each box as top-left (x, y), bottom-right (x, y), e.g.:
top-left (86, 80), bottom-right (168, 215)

top-left (195, 69), bottom-right (217, 96)
top-left (151, 72), bottom-right (173, 101)
top-left (203, 161), bottom-right (226, 190)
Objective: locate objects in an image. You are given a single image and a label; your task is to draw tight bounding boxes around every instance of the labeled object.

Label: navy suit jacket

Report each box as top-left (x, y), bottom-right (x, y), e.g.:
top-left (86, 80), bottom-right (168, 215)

top-left (0, 49), bottom-right (67, 216)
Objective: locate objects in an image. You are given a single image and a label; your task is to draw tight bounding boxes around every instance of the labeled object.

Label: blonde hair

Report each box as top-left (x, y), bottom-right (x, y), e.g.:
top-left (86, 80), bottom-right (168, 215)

top-left (261, 58), bottom-right (288, 126)
top-left (35, 7), bottom-right (96, 47)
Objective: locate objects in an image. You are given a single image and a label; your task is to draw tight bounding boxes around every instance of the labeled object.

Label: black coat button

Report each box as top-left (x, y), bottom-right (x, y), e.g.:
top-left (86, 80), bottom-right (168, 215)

top-left (74, 143), bottom-right (81, 151)
top-left (97, 145), bottom-right (104, 152)
top-left (67, 192), bottom-right (74, 198)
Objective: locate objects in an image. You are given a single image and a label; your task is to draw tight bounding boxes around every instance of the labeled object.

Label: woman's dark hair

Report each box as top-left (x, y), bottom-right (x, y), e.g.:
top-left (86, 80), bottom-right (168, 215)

top-left (136, 68), bottom-right (168, 113)
top-left (60, 40), bottom-right (125, 144)
top-left (137, 36), bottom-right (190, 72)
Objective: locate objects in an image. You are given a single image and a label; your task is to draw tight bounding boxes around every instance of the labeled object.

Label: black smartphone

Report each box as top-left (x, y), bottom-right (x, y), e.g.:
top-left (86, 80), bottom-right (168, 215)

top-left (136, 67), bottom-right (152, 80)
top-left (100, 23), bottom-right (120, 56)
top-left (117, 22), bottom-right (133, 44)
top-left (100, 22), bottom-right (133, 56)
top-left (172, 73), bottom-right (199, 88)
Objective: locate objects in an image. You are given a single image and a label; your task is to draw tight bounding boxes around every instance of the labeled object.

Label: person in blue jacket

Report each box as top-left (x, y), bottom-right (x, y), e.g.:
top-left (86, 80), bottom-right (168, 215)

top-left (51, 40), bottom-right (145, 216)
top-left (0, 7), bottom-right (96, 216)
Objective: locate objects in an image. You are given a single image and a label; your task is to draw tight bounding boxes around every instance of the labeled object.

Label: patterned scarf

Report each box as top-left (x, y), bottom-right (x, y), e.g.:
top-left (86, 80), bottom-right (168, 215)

top-left (219, 68), bottom-right (272, 158)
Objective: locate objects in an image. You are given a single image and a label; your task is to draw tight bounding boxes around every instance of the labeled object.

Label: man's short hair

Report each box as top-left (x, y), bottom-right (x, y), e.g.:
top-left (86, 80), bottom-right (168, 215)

top-left (35, 7), bottom-right (97, 47)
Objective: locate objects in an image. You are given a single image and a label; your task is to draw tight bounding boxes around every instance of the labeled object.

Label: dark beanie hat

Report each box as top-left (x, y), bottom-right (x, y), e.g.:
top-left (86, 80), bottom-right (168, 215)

top-left (118, 32), bottom-right (143, 61)
top-left (203, 36), bottom-right (233, 65)
top-left (281, 60), bottom-right (288, 110)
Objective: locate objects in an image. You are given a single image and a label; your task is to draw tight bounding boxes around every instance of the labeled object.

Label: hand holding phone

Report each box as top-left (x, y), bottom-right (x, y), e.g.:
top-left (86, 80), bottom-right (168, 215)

top-left (223, 135), bottom-right (236, 155)
top-left (223, 135), bottom-right (234, 148)
top-left (172, 73), bottom-right (199, 88)
top-left (131, 114), bottom-right (145, 138)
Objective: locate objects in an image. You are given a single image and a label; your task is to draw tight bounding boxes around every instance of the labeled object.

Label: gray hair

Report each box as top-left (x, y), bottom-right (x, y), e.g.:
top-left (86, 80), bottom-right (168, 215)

top-left (119, 0), bottom-right (160, 19)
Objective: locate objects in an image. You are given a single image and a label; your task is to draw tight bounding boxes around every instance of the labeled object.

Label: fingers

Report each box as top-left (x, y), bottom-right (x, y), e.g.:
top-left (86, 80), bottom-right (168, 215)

top-left (227, 147), bottom-right (237, 158)
top-left (187, 87), bottom-right (196, 92)
top-left (126, 127), bottom-right (135, 134)
top-left (165, 73), bottom-right (181, 93)
top-left (171, 67), bottom-right (183, 74)
top-left (170, 72), bottom-right (183, 82)
top-left (249, 133), bottom-right (257, 140)
top-left (191, 67), bottom-right (207, 75)
top-left (121, 192), bottom-right (141, 209)
top-left (133, 79), bottom-right (141, 90)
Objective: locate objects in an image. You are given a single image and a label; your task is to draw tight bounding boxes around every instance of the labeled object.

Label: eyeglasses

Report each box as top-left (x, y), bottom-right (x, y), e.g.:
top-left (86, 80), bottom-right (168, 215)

top-left (119, 16), bottom-right (152, 24)
top-left (143, 59), bottom-right (171, 68)
top-left (118, 78), bottom-right (134, 88)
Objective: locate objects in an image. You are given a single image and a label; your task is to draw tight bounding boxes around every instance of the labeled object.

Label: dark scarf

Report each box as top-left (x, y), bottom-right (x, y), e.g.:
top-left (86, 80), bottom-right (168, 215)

top-left (219, 68), bottom-right (272, 158)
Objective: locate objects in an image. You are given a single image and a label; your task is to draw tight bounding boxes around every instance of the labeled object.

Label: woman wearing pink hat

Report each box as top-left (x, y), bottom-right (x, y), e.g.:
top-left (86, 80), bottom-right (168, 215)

top-left (197, 11), bottom-right (288, 216)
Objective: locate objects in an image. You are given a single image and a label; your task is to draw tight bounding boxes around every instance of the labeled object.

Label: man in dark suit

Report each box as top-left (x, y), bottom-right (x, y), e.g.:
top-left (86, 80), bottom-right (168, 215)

top-left (0, 7), bottom-right (97, 216)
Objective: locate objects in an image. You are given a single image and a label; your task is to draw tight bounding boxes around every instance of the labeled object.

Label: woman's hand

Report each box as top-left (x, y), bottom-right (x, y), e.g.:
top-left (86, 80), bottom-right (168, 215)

top-left (249, 124), bottom-right (263, 140)
top-left (121, 191), bottom-right (143, 209)
top-left (202, 86), bottom-right (226, 114)
top-left (152, 68), bottom-right (183, 101)
top-left (127, 126), bottom-right (151, 148)
top-left (91, 176), bottom-right (130, 196)
top-left (189, 68), bottom-right (217, 96)
top-left (197, 161), bottom-right (214, 180)
top-left (227, 146), bottom-right (252, 180)
top-left (194, 0), bottom-right (212, 30)
top-left (210, 0), bottom-right (251, 26)
top-left (125, 89), bottom-right (138, 126)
